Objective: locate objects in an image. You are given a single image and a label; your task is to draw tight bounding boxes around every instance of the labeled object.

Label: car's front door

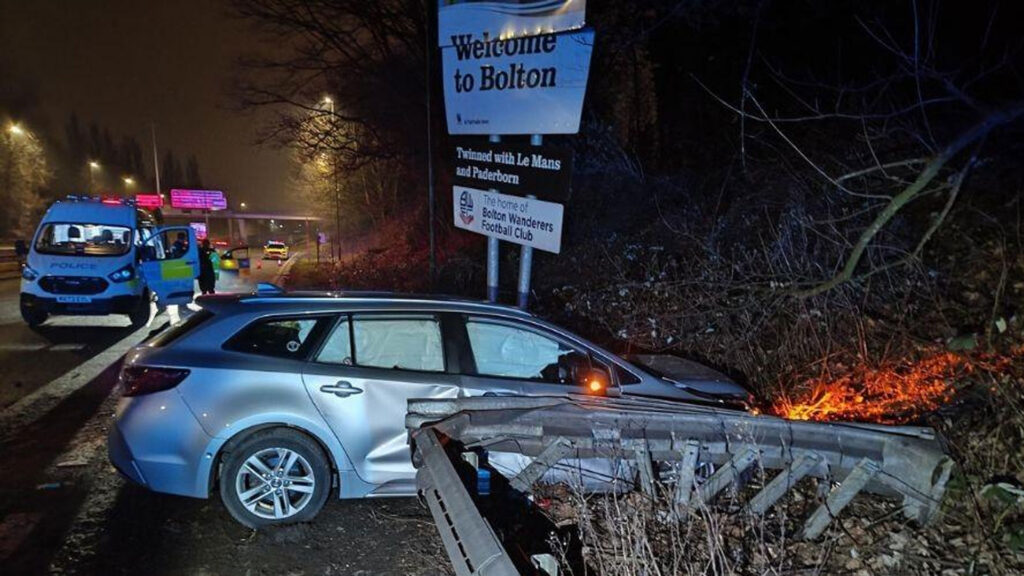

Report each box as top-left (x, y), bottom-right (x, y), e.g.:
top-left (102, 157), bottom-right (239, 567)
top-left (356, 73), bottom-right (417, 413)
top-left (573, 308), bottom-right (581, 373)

top-left (453, 315), bottom-right (604, 397)
top-left (301, 312), bottom-right (459, 486)
top-left (139, 226), bottom-right (199, 305)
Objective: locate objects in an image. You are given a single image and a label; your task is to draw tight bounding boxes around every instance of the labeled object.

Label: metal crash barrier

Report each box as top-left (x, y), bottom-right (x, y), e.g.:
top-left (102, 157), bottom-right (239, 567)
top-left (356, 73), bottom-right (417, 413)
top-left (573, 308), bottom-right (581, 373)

top-left (409, 395), bottom-right (952, 575)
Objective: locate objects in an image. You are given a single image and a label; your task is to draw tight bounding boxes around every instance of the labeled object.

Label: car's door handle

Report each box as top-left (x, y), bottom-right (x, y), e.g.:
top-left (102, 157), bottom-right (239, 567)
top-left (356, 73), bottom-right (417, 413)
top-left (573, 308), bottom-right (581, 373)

top-left (320, 381), bottom-right (363, 398)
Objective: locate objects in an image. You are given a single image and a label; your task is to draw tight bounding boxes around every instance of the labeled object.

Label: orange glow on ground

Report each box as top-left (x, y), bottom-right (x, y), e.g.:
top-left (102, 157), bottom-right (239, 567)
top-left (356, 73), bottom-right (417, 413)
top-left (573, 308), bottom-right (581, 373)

top-left (773, 346), bottom-right (1020, 423)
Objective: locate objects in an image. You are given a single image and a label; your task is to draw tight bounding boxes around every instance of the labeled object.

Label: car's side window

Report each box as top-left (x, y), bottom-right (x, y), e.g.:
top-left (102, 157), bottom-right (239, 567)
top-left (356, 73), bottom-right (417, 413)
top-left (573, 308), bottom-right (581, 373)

top-left (224, 316), bottom-right (328, 359)
top-left (465, 319), bottom-right (576, 384)
top-left (316, 318), bottom-right (353, 365)
top-left (350, 314), bottom-right (445, 372)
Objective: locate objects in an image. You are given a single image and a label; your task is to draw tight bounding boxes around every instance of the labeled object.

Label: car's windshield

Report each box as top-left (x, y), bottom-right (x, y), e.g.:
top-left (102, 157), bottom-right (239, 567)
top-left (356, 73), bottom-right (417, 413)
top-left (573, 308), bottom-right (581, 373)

top-left (267, 242), bottom-right (285, 248)
top-left (33, 222), bottom-right (133, 256)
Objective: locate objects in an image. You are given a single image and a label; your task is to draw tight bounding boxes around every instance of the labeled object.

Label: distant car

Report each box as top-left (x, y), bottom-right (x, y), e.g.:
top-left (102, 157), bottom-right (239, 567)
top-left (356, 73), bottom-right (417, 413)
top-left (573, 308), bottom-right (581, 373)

top-left (262, 241), bottom-right (288, 260)
top-left (108, 292), bottom-right (752, 528)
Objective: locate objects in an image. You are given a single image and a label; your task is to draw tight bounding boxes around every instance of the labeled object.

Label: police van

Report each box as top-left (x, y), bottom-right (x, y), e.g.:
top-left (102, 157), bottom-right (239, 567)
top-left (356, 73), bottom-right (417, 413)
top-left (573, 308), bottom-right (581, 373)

top-left (20, 196), bottom-right (200, 328)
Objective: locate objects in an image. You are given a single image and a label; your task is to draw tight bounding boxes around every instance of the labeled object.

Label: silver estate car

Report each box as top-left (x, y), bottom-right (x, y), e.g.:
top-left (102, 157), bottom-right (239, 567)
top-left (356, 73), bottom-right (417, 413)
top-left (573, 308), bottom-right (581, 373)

top-left (108, 292), bottom-right (750, 527)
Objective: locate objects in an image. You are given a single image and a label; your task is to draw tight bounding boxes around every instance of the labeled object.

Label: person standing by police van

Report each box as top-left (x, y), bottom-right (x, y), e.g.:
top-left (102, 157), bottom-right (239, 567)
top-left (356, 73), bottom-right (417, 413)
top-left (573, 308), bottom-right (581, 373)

top-left (198, 239), bottom-right (217, 295)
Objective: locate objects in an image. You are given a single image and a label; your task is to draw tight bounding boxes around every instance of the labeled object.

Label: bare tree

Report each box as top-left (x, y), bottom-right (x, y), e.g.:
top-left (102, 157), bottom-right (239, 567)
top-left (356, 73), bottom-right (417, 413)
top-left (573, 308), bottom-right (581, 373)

top-left (0, 120), bottom-right (49, 238)
top-left (696, 0), bottom-right (1024, 296)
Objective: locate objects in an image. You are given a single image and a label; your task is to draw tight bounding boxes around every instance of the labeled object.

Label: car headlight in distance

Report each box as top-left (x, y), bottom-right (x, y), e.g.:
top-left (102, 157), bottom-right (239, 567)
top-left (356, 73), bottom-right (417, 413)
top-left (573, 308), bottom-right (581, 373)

top-left (21, 265), bottom-right (39, 281)
top-left (108, 264), bottom-right (135, 283)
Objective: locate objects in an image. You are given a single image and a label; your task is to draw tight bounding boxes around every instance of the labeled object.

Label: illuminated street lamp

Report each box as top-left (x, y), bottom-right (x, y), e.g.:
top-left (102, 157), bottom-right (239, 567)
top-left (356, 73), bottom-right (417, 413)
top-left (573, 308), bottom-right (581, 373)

top-left (239, 202), bottom-right (247, 209)
top-left (122, 176), bottom-right (135, 198)
top-left (321, 95), bottom-right (338, 260)
top-left (7, 123), bottom-right (24, 136)
top-left (88, 161), bottom-right (101, 194)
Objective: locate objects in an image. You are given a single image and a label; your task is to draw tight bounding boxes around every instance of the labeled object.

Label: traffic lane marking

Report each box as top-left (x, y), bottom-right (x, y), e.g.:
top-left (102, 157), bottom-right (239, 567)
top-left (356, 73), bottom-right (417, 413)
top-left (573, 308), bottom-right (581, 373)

top-left (0, 315), bottom-right (166, 438)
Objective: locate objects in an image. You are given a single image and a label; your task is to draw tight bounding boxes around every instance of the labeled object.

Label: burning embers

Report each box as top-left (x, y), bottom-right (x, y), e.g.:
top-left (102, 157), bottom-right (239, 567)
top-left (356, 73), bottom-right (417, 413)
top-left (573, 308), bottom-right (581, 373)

top-left (774, 346), bottom-right (1021, 423)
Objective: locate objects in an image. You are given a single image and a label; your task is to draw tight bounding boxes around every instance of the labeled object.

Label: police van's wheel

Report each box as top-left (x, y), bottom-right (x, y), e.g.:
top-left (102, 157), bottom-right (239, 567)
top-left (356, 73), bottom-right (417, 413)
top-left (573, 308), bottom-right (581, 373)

top-left (20, 304), bottom-right (47, 328)
top-left (128, 291), bottom-right (151, 329)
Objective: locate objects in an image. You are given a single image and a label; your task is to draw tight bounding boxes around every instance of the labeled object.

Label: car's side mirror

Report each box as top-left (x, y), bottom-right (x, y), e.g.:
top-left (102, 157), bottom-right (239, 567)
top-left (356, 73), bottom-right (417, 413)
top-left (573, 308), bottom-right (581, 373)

top-left (567, 353), bottom-right (618, 397)
top-left (578, 366), bottom-right (618, 396)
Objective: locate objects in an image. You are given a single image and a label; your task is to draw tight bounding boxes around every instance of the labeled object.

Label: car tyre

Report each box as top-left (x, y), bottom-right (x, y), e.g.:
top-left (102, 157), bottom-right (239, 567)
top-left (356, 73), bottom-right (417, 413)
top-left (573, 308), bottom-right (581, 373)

top-left (219, 428), bottom-right (331, 528)
top-left (20, 304), bottom-right (47, 329)
top-left (128, 291), bottom-right (151, 329)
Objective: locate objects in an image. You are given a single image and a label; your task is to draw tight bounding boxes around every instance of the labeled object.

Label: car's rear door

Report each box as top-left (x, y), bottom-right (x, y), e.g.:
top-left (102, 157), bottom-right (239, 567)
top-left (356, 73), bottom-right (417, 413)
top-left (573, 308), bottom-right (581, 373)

top-left (301, 311), bottom-right (459, 486)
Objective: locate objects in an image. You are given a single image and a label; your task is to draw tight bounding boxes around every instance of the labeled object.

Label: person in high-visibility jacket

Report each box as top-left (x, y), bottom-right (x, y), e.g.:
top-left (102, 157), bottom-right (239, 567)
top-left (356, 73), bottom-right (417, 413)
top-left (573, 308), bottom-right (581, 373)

top-left (198, 239), bottom-right (218, 295)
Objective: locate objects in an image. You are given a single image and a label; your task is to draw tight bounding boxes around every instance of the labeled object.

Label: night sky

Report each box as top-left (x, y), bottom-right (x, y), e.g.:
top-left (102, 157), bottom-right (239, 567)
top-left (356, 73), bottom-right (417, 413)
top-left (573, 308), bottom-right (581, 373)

top-left (0, 0), bottom-right (293, 211)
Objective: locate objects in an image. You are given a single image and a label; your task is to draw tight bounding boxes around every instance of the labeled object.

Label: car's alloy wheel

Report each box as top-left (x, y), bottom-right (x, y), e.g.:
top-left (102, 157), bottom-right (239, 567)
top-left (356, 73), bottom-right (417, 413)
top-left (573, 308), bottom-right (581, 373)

top-left (220, 429), bottom-right (330, 528)
top-left (235, 447), bottom-right (316, 520)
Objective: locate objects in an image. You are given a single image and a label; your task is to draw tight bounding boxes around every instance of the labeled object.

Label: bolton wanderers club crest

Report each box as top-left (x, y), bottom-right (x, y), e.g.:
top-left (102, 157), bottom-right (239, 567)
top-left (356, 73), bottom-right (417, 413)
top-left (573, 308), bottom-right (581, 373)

top-left (459, 190), bottom-right (474, 225)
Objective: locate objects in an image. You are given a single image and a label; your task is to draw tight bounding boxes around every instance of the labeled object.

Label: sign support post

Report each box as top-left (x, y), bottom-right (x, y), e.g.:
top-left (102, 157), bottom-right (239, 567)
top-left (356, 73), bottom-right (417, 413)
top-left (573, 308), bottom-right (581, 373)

top-left (486, 134), bottom-right (501, 302)
top-left (516, 134), bottom-right (542, 309)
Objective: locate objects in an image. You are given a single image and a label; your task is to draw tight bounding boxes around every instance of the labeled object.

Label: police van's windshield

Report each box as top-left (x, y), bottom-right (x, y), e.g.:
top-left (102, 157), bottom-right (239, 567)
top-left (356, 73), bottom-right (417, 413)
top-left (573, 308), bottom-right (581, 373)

top-left (34, 223), bottom-right (133, 256)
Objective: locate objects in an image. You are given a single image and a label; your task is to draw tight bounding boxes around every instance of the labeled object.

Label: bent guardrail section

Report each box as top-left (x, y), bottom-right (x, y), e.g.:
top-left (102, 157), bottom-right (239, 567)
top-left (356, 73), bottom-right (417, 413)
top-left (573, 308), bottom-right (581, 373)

top-left (409, 395), bottom-right (952, 574)
top-left (414, 427), bottom-right (519, 576)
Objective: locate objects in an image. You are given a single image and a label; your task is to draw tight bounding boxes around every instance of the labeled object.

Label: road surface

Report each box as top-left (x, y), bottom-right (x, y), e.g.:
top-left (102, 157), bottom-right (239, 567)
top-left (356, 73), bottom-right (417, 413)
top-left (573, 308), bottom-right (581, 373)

top-left (0, 254), bottom-right (447, 575)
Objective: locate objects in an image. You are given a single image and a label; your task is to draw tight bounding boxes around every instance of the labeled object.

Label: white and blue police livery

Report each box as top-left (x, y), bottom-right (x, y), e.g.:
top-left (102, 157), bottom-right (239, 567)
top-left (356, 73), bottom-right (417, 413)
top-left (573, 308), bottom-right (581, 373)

top-left (20, 196), bottom-right (200, 328)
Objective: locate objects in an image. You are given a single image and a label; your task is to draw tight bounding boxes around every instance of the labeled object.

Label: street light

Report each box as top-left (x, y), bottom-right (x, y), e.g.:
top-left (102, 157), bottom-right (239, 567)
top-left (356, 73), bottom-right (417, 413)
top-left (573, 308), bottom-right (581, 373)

top-left (7, 123), bottom-right (24, 136)
top-left (239, 202), bottom-right (247, 209)
top-left (122, 176), bottom-right (135, 198)
top-left (321, 95), bottom-right (338, 260)
top-left (88, 161), bottom-right (101, 194)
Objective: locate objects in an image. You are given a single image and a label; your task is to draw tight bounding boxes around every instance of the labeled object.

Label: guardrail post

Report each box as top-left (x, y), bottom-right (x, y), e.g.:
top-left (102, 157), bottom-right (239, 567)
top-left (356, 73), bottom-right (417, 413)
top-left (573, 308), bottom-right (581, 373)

top-left (510, 437), bottom-right (573, 493)
top-left (747, 452), bottom-right (823, 515)
top-left (673, 439), bottom-right (701, 517)
top-left (696, 448), bottom-right (758, 505)
top-left (634, 442), bottom-right (657, 497)
top-left (801, 458), bottom-right (880, 540)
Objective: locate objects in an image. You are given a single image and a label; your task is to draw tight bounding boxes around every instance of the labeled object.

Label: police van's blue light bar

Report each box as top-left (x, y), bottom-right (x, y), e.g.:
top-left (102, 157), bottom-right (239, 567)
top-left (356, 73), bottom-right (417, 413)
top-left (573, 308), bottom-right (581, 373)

top-left (64, 194), bottom-right (137, 206)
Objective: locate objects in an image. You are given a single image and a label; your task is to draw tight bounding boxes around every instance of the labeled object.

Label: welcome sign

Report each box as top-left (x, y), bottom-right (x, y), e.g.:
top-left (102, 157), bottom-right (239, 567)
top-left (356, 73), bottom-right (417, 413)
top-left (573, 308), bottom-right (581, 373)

top-left (438, 0), bottom-right (587, 46)
top-left (441, 28), bottom-right (594, 134)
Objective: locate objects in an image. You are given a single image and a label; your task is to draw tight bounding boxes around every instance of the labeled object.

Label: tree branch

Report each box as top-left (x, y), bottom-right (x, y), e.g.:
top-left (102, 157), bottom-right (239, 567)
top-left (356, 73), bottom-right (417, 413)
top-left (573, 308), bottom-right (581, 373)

top-left (796, 102), bottom-right (1024, 297)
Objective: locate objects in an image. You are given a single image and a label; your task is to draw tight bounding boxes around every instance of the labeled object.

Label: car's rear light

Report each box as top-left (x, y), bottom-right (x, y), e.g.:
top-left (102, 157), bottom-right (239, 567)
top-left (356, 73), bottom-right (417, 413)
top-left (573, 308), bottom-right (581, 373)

top-left (120, 366), bottom-right (190, 397)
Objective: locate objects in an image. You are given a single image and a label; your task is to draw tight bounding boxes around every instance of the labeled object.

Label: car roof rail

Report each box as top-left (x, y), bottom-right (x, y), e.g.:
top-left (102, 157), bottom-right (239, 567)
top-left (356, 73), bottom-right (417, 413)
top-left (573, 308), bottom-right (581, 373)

top-left (230, 289), bottom-right (536, 317)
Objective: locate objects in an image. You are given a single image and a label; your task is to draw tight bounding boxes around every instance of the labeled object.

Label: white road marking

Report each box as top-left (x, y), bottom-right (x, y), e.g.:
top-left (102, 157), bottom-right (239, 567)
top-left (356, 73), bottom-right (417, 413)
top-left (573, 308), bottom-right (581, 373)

top-left (0, 343), bottom-right (47, 351)
top-left (0, 314), bottom-right (163, 436)
top-left (48, 343), bottom-right (87, 352)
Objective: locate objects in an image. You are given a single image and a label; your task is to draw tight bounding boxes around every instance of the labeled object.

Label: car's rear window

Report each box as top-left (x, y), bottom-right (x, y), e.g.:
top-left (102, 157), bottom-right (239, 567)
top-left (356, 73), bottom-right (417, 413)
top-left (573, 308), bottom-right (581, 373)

top-left (223, 315), bottom-right (333, 359)
top-left (148, 310), bottom-right (215, 347)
